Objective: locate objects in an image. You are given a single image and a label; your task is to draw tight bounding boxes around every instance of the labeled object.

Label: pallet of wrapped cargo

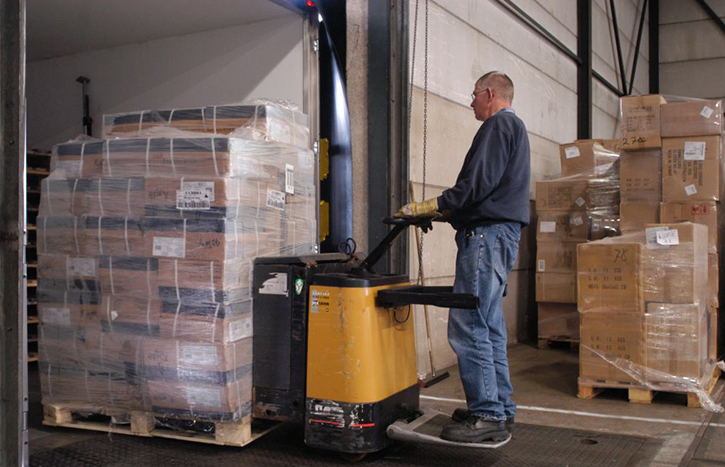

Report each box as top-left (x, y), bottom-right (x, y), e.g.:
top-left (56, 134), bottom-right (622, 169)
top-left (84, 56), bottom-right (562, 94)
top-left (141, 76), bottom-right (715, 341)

top-left (535, 141), bottom-right (620, 347)
top-left (37, 102), bottom-right (316, 446)
top-left (576, 223), bottom-right (721, 408)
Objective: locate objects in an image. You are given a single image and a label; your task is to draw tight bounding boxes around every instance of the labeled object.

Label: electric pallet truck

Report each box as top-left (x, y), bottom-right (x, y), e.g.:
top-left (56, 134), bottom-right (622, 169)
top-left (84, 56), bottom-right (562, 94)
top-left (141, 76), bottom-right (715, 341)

top-left (252, 217), bottom-right (511, 458)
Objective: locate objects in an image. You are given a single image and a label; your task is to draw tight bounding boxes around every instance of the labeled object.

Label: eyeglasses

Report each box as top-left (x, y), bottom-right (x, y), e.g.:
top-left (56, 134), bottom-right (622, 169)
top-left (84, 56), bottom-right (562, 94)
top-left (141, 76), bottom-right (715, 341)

top-left (471, 88), bottom-right (489, 101)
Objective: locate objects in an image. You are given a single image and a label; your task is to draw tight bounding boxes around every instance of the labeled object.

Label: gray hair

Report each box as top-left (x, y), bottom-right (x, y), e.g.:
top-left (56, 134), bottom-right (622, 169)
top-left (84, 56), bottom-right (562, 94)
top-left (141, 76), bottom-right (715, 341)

top-left (476, 71), bottom-right (514, 103)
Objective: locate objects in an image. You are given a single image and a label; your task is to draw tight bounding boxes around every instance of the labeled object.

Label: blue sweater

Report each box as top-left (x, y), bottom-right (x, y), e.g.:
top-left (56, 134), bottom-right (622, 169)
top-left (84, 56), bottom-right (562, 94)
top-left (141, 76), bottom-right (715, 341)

top-left (437, 108), bottom-right (531, 230)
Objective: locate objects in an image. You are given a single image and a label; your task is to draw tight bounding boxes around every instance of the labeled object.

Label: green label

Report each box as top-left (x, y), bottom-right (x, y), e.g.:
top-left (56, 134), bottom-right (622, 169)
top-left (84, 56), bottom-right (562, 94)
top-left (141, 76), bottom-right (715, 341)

top-left (294, 278), bottom-right (304, 295)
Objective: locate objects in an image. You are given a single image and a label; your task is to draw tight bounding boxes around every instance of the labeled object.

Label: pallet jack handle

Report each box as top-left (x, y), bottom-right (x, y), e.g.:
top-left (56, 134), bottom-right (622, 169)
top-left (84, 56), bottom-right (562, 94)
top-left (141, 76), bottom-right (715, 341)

top-left (357, 217), bottom-right (434, 273)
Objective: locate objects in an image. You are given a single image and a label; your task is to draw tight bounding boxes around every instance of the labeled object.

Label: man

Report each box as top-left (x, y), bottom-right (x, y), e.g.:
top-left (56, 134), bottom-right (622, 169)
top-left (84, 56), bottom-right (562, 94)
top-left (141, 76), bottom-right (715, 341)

top-left (396, 71), bottom-right (530, 443)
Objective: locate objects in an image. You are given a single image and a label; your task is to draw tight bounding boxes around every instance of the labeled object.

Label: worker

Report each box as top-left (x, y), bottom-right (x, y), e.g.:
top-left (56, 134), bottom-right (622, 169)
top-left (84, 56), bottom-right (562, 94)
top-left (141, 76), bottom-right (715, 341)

top-left (396, 71), bottom-right (530, 443)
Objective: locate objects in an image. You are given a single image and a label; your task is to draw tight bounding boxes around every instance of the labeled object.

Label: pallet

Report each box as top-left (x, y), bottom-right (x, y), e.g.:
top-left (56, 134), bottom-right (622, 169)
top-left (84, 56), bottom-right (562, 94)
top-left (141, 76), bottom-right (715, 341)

top-left (42, 404), bottom-right (279, 447)
top-left (537, 337), bottom-right (579, 351)
top-left (577, 365), bottom-right (722, 408)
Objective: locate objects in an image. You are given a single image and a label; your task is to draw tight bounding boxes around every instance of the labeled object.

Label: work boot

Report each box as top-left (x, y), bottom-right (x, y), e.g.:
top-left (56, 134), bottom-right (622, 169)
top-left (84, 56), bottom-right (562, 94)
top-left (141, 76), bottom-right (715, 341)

top-left (452, 408), bottom-right (515, 434)
top-left (440, 415), bottom-right (509, 443)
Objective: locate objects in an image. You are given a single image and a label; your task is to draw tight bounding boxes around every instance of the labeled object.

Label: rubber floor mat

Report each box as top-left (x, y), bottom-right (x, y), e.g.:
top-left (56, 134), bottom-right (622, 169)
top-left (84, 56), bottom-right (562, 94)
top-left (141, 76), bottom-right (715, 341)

top-left (31, 422), bottom-right (647, 466)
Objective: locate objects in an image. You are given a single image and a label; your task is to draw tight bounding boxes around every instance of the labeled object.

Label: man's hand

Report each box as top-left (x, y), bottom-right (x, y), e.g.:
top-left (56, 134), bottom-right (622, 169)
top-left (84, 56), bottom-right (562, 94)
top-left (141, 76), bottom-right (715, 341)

top-left (394, 198), bottom-right (440, 218)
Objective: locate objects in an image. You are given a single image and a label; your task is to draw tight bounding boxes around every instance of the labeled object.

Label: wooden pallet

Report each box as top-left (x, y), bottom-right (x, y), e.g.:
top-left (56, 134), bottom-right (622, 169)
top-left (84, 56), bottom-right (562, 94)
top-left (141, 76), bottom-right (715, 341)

top-left (537, 336), bottom-right (579, 351)
top-left (42, 404), bottom-right (279, 447)
top-left (578, 365), bottom-right (722, 408)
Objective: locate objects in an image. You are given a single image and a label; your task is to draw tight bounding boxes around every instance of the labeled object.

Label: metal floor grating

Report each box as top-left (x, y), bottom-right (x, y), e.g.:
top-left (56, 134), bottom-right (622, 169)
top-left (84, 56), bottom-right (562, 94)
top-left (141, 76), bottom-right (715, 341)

top-left (30, 422), bottom-right (647, 467)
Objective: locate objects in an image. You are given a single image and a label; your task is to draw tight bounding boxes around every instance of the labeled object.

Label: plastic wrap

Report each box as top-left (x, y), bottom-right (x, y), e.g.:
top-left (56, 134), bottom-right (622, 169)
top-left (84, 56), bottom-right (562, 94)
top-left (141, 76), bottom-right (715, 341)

top-left (102, 101), bottom-right (309, 150)
top-left (38, 114), bottom-right (316, 423)
top-left (577, 223), bottom-right (722, 411)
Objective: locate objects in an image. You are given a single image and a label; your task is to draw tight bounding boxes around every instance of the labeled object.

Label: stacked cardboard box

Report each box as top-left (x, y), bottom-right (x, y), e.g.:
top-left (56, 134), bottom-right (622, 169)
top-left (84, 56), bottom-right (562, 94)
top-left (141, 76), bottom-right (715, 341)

top-left (535, 142), bottom-right (620, 342)
top-left (37, 102), bottom-right (316, 423)
top-left (577, 223), bottom-right (713, 387)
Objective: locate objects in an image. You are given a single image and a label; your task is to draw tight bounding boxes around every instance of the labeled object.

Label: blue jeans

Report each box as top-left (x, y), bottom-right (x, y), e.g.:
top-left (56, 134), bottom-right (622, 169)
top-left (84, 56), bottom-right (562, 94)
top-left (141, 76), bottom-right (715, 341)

top-left (448, 222), bottom-right (520, 421)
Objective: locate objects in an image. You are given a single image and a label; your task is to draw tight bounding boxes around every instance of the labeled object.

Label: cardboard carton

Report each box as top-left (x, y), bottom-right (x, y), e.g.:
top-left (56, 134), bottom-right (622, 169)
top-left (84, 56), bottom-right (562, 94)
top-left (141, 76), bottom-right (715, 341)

top-left (619, 150), bottom-right (662, 202)
top-left (97, 256), bottom-right (159, 298)
top-left (620, 94), bottom-right (667, 149)
top-left (535, 273), bottom-right (576, 303)
top-left (661, 99), bottom-right (723, 137)
top-left (159, 311), bottom-right (253, 344)
top-left (709, 254), bottom-right (719, 308)
top-left (577, 242), bottom-right (644, 313)
top-left (660, 201), bottom-right (719, 254)
top-left (146, 377), bottom-right (251, 420)
top-left (620, 201), bottom-right (660, 232)
top-left (559, 142), bottom-right (619, 178)
top-left (99, 295), bottom-right (161, 336)
top-left (536, 180), bottom-right (619, 212)
top-left (662, 135), bottom-right (722, 202)
top-left (536, 241), bottom-right (580, 273)
top-left (579, 312), bottom-right (644, 383)
top-left (537, 302), bottom-right (579, 339)
top-left (142, 338), bottom-right (252, 380)
top-left (536, 211), bottom-right (619, 242)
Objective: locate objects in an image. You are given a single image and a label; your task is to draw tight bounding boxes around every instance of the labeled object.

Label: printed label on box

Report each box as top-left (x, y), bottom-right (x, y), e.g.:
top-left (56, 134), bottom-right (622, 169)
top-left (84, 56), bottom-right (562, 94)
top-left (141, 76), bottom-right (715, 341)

top-left (110, 310), bottom-right (119, 321)
top-left (684, 142), bottom-right (706, 161)
top-left (229, 317), bottom-right (253, 342)
top-left (266, 189), bottom-right (286, 211)
top-left (186, 386), bottom-right (221, 408)
top-left (55, 160), bottom-right (82, 177)
top-left (176, 190), bottom-right (211, 210)
top-left (285, 164), bottom-right (295, 194)
top-left (656, 229), bottom-right (679, 246)
top-left (646, 227), bottom-right (669, 250)
top-left (565, 147), bottom-right (581, 159)
top-left (42, 307), bottom-right (71, 326)
top-left (538, 259), bottom-right (545, 272)
top-left (259, 272), bottom-right (288, 296)
top-left (685, 184), bottom-right (698, 197)
top-left (181, 345), bottom-right (218, 367)
top-left (701, 106), bottom-right (714, 119)
top-left (66, 257), bottom-right (96, 277)
top-left (540, 221), bottom-right (556, 233)
top-left (573, 216), bottom-right (584, 226)
top-left (575, 197), bottom-right (586, 207)
top-left (181, 181), bottom-right (215, 201)
top-left (153, 237), bottom-right (185, 258)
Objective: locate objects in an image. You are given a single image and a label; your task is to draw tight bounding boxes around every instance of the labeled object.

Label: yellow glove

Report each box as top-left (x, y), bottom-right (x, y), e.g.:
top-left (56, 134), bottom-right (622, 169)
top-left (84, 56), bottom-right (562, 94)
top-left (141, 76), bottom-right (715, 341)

top-left (394, 198), bottom-right (439, 218)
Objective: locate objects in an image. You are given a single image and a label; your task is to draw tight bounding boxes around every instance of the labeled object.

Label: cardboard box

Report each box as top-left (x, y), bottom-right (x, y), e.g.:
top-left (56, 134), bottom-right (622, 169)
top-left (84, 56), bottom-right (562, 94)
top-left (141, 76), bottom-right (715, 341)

top-left (146, 377), bottom-right (251, 420)
top-left (577, 242), bottom-right (644, 313)
top-left (52, 140), bottom-right (105, 178)
top-left (99, 295), bottom-right (161, 336)
top-left (37, 216), bottom-right (84, 255)
top-left (620, 201), bottom-right (660, 232)
top-left (536, 180), bottom-right (619, 212)
top-left (71, 178), bottom-right (146, 218)
top-left (142, 338), bottom-right (252, 381)
top-left (559, 142), bottom-right (619, 178)
top-left (662, 135), bottom-right (722, 202)
top-left (81, 217), bottom-right (146, 257)
top-left (579, 312), bottom-right (644, 383)
top-left (156, 259), bottom-right (252, 292)
top-left (536, 211), bottom-right (619, 242)
top-left (708, 307), bottom-right (718, 361)
top-left (619, 150), bottom-right (662, 202)
top-left (537, 302), bottom-right (579, 338)
top-left (660, 201), bottom-right (719, 254)
top-left (536, 241), bottom-right (580, 273)
top-left (644, 303), bottom-right (708, 384)
top-left (97, 256), bottom-right (159, 298)
top-left (159, 311), bottom-right (253, 344)
top-left (642, 223), bottom-right (708, 304)
top-left (535, 273), bottom-right (577, 303)
top-left (37, 287), bottom-right (101, 329)
top-left (661, 99), bottom-right (723, 137)
top-left (576, 139), bottom-right (624, 153)
top-left (709, 254), bottom-right (719, 308)
top-left (620, 94), bottom-right (667, 149)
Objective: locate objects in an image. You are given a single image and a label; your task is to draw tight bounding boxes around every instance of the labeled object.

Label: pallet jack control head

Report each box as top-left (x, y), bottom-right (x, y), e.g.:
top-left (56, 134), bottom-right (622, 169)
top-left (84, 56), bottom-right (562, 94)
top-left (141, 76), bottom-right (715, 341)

top-left (357, 217), bottom-right (440, 274)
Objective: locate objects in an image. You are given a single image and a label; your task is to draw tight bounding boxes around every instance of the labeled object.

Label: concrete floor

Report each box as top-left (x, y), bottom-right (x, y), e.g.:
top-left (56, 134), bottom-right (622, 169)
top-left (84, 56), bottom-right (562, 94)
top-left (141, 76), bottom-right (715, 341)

top-left (28, 343), bottom-right (725, 466)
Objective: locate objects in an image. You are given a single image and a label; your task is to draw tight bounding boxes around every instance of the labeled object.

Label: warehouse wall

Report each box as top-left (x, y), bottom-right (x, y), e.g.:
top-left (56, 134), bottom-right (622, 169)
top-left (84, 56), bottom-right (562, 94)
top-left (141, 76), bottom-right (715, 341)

top-left (408, 0), bottom-right (651, 376)
top-left (26, 16), bottom-right (305, 151)
top-left (659, 0), bottom-right (725, 100)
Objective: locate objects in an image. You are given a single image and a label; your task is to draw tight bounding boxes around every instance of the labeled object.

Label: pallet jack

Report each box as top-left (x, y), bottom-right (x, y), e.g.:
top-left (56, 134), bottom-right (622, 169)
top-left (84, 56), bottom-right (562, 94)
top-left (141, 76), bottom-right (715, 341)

top-left (252, 217), bottom-right (511, 459)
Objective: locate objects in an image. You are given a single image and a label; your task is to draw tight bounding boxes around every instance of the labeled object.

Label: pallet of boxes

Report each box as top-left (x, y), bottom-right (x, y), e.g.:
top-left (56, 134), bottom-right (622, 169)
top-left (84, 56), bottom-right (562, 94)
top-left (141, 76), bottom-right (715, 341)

top-left (37, 102), bottom-right (316, 445)
top-left (535, 140), bottom-right (621, 349)
top-left (576, 95), bottom-right (723, 408)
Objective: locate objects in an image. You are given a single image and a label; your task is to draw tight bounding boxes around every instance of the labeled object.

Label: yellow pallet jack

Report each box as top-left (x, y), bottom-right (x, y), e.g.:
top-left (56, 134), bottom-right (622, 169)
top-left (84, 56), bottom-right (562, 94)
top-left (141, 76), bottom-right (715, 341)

top-left (253, 217), bottom-right (511, 458)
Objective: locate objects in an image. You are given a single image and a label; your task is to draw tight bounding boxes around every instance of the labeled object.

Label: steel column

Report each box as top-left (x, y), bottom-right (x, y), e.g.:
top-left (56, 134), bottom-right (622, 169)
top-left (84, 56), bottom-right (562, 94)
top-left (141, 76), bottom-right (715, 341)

top-left (628, 0), bottom-right (649, 95)
top-left (609, 0), bottom-right (628, 94)
top-left (0, 0), bottom-right (28, 465)
top-left (649, 0), bottom-right (659, 93)
top-left (367, 0), bottom-right (408, 275)
top-left (577, 0), bottom-right (593, 139)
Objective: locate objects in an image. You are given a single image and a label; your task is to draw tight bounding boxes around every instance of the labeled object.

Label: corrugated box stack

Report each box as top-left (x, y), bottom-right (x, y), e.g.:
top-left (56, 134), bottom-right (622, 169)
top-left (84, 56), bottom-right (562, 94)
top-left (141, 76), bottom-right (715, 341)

top-left (577, 224), bottom-right (715, 396)
top-left (535, 141), bottom-right (620, 344)
top-left (37, 102), bottom-right (316, 425)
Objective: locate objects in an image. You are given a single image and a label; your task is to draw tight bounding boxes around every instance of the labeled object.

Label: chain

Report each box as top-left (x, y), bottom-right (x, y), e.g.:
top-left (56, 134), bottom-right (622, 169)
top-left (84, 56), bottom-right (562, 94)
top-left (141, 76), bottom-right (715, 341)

top-left (417, 0), bottom-right (429, 285)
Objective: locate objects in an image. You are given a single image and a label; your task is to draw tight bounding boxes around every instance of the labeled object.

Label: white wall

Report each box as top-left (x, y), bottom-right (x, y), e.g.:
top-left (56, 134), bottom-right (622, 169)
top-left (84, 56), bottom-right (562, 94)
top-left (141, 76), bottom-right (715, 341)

top-left (407, 0), bottom-right (649, 375)
top-left (659, 0), bottom-right (725, 100)
top-left (27, 16), bottom-right (305, 151)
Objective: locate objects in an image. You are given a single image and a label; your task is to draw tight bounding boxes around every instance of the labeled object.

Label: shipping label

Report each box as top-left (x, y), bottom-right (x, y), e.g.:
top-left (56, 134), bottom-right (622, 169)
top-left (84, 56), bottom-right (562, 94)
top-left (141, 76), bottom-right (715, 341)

top-left (181, 345), bottom-right (218, 367)
top-left (685, 184), bottom-right (698, 197)
top-left (539, 221), bottom-right (556, 233)
top-left (684, 142), bottom-right (706, 161)
top-left (285, 164), bottom-right (295, 194)
top-left (66, 257), bottom-right (96, 277)
top-left (565, 147), bottom-right (581, 159)
top-left (42, 307), bottom-right (71, 326)
top-left (700, 106), bottom-right (714, 119)
top-left (152, 237), bottom-right (186, 258)
top-left (229, 317), bottom-right (253, 342)
top-left (266, 188), bottom-right (286, 211)
top-left (186, 386), bottom-right (222, 408)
